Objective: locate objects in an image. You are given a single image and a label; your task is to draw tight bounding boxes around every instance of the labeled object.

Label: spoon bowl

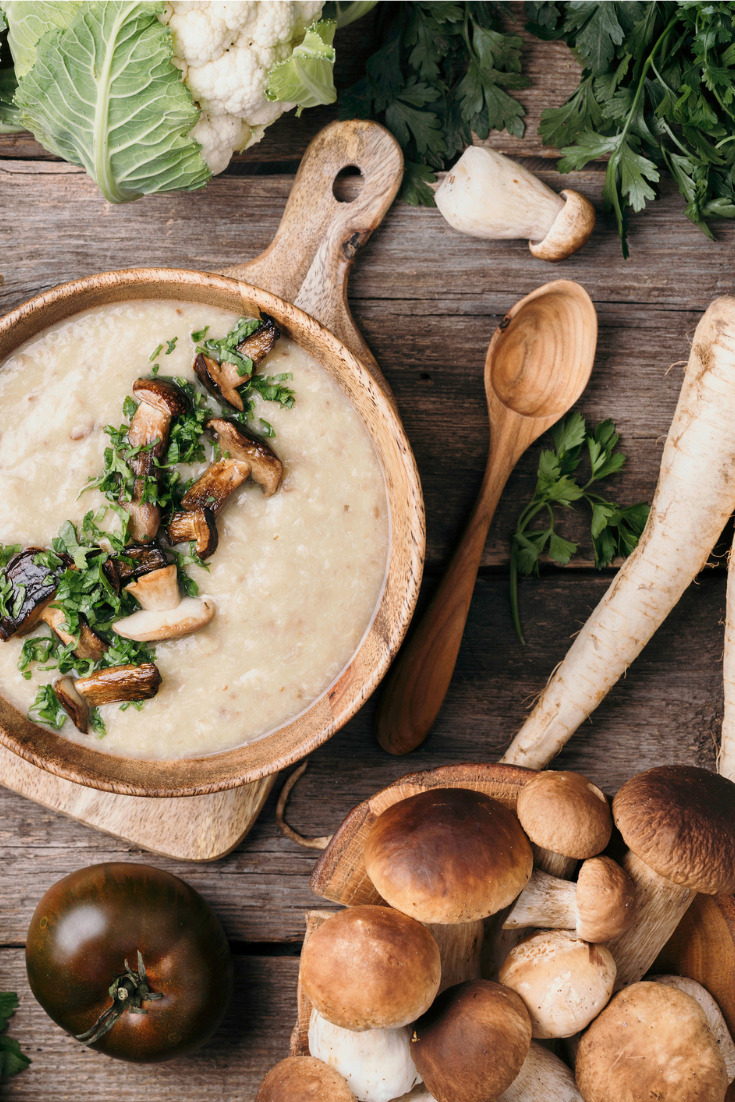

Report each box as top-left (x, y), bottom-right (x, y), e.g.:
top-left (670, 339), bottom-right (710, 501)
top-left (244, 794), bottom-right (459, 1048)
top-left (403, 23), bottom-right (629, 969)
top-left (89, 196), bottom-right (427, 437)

top-left (376, 279), bottom-right (597, 756)
top-left (487, 281), bottom-right (597, 421)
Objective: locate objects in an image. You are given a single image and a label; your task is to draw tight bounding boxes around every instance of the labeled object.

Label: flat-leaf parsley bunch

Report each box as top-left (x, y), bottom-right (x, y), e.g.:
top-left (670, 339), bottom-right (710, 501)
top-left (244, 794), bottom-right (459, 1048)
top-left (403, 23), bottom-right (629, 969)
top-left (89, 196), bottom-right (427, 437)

top-left (528, 1), bottom-right (735, 254)
top-left (511, 412), bottom-right (649, 642)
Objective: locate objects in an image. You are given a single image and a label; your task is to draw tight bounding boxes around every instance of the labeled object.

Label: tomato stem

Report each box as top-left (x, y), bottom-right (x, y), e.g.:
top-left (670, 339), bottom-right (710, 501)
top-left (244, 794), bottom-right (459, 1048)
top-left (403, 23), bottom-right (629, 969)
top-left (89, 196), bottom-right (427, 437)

top-left (75, 949), bottom-right (163, 1046)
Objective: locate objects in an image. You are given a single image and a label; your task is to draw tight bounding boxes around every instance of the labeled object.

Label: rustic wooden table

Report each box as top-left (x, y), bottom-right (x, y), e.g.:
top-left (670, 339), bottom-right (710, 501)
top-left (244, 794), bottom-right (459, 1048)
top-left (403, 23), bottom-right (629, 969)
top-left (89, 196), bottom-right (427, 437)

top-left (0, 17), bottom-right (731, 1101)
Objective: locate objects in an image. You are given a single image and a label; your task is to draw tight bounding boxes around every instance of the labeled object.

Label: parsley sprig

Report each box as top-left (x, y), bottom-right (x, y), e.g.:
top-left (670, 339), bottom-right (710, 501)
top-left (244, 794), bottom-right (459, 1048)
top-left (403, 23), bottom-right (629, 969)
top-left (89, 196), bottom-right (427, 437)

top-left (0, 993), bottom-right (30, 1079)
top-left (510, 413), bottom-right (649, 642)
top-left (528, 1), bottom-right (735, 254)
top-left (340, 1), bottom-right (529, 203)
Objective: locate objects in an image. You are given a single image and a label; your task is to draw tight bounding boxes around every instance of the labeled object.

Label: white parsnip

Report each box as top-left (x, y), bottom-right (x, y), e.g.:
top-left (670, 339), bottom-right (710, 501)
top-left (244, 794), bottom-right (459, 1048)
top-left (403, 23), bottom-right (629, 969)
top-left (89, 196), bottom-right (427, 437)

top-left (721, 532), bottom-right (735, 781)
top-left (502, 297), bottom-right (735, 769)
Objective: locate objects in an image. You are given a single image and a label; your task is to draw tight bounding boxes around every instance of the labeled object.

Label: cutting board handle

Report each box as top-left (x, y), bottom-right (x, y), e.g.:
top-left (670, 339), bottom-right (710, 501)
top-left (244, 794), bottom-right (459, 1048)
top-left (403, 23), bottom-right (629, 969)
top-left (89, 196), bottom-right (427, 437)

top-left (223, 119), bottom-right (403, 383)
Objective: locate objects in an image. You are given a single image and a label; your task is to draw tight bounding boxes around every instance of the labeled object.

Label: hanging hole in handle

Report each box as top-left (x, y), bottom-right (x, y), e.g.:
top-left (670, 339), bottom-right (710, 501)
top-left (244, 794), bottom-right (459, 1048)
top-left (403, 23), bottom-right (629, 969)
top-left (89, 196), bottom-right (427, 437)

top-left (333, 165), bottom-right (364, 203)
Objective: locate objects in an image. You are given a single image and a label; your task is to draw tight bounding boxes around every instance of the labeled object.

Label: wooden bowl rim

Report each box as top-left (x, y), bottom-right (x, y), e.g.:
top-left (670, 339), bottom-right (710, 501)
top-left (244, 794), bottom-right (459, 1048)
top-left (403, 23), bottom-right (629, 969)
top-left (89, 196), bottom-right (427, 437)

top-left (0, 267), bottom-right (425, 797)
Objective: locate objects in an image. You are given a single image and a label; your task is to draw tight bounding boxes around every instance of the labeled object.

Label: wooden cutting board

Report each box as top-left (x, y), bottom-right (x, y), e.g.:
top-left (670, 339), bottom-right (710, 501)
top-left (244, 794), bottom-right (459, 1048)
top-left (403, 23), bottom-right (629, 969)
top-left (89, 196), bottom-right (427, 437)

top-left (0, 119), bottom-right (405, 861)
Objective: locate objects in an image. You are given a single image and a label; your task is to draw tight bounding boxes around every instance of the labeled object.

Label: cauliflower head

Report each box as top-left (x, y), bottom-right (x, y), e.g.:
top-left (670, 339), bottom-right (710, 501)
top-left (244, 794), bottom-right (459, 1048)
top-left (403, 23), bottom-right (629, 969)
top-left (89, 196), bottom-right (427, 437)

top-left (162, 0), bottom-right (324, 174)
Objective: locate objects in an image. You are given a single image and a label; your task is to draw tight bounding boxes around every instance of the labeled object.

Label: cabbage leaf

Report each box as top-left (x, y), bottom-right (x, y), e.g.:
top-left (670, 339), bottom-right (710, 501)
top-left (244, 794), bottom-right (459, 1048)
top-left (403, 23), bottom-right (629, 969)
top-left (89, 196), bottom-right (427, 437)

top-left (14, 0), bottom-right (210, 202)
top-left (266, 19), bottom-right (338, 116)
top-left (2, 1), bottom-right (81, 77)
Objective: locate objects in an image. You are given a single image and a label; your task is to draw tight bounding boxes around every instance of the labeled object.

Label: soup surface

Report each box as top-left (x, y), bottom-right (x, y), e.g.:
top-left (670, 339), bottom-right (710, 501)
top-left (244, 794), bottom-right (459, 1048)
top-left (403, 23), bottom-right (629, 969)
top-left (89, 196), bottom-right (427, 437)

top-left (0, 301), bottom-right (389, 759)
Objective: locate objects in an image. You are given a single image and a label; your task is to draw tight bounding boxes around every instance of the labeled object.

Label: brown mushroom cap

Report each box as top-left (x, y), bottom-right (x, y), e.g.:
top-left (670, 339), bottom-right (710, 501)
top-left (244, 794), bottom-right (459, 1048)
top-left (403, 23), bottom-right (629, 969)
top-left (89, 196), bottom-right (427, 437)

top-left (166, 507), bottom-right (218, 559)
top-left (364, 788), bottom-right (533, 924)
top-left (613, 765), bottom-right (735, 893)
top-left (256, 1056), bottom-right (356, 1102)
top-left (575, 981), bottom-right (728, 1102)
top-left (300, 905), bottom-right (441, 1031)
top-left (132, 378), bottom-right (189, 417)
top-left (498, 930), bottom-right (616, 1038)
top-left (575, 855), bottom-right (635, 942)
top-left (516, 770), bottom-right (612, 859)
top-left (411, 979), bottom-right (532, 1102)
top-left (0, 547), bottom-right (69, 641)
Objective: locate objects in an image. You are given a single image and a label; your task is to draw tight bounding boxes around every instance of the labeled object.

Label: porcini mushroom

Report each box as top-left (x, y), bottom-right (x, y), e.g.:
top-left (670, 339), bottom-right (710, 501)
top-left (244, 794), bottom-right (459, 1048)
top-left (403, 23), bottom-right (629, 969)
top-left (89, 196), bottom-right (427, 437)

top-left (165, 507), bottom-right (218, 559)
top-left (54, 663), bottom-right (161, 733)
top-left (179, 456), bottom-right (252, 515)
top-left (498, 930), bottom-right (616, 1038)
top-left (364, 788), bottom-right (533, 924)
top-left (300, 906), bottom-right (441, 1031)
top-left (193, 314), bottom-right (280, 411)
top-left (575, 981), bottom-right (728, 1102)
top-left (39, 606), bottom-right (107, 662)
top-left (308, 1009), bottom-right (421, 1102)
top-left (425, 920), bottom-right (484, 993)
top-left (125, 379), bottom-right (189, 542)
top-left (0, 547), bottom-right (69, 640)
top-left (503, 855), bottom-right (634, 942)
top-left (112, 563), bottom-right (215, 642)
top-left (653, 975), bottom-right (735, 1082)
top-left (499, 1043), bottom-right (583, 1101)
top-left (207, 418), bottom-right (284, 496)
top-left (109, 544), bottom-right (168, 584)
top-left (516, 770), bottom-right (612, 877)
top-left (606, 765), bottom-right (735, 988)
top-left (410, 979), bottom-right (532, 1102)
top-left (256, 1055), bottom-right (356, 1102)
top-left (434, 147), bottom-right (595, 262)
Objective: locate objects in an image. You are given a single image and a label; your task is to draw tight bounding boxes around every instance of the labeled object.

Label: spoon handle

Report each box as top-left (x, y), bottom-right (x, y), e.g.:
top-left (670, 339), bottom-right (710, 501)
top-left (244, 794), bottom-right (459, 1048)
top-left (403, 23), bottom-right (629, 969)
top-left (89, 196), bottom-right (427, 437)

top-left (376, 441), bottom-right (515, 756)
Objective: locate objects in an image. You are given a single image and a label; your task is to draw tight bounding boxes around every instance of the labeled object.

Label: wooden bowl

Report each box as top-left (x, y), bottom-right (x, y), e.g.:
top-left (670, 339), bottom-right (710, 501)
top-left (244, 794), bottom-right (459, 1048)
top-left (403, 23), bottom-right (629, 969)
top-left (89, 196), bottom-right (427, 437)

top-left (0, 267), bottom-right (424, 796)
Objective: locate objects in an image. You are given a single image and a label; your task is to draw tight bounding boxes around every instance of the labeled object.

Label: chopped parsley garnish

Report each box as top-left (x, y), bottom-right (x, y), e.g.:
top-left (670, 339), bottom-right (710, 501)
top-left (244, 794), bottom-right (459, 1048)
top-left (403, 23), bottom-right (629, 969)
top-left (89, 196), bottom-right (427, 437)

top-left (0, 992), bottom-right (30, 1079)
top-left (0, 545), bottom-right (20, 568)
top-left (149, 343), bottom-right (163, 362)
top-left (190, 326), bottom-right (209, 342)
top-left (197, 316), bottom-right (261, 380)
top-left (165, 337), bottom-right (178, 355)
top-left (29, 684), bottom-right (67, 729)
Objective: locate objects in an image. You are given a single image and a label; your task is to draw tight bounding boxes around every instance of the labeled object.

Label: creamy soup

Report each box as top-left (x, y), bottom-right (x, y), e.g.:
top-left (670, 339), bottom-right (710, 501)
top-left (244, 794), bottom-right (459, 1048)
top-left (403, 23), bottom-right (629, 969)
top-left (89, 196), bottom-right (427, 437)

top-left (0, 301), bottom-right (389, 758)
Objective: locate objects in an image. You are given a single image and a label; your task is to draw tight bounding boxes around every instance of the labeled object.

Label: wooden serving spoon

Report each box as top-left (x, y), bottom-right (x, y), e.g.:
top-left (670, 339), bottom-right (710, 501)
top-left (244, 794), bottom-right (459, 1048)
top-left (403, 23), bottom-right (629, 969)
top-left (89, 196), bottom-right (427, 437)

top-left (376, 279), bottom-right (598, 756)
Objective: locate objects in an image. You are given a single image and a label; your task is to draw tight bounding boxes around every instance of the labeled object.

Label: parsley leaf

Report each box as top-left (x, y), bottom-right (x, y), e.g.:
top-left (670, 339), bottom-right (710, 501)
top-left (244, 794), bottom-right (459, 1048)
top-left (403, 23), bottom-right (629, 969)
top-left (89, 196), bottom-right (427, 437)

top-left (0, 992), bottom-right (29, 1079)
top-left (340, 2), bottom-right (529, 203)
top-left (29, 684), bottom-right (67, 729)
top-left (533, 1), bottom-right (735, 252)
top-left (510, 412), bottom-right (649, 642)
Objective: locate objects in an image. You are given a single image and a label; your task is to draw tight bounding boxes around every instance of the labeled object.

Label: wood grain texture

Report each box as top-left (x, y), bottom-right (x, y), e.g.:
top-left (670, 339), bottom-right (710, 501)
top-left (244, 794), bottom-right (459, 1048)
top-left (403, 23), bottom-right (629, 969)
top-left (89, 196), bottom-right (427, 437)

top-left (377, 281), bottom-right (597, 754)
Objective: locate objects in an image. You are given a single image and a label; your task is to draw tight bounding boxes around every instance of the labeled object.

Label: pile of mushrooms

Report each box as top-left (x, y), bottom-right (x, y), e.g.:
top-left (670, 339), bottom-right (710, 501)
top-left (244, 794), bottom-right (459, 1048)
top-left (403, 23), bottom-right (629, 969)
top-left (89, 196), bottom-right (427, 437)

top-left (256, 764), bottom-right (735, 1102)
top-left (0, 314), bottom-right (284, 733)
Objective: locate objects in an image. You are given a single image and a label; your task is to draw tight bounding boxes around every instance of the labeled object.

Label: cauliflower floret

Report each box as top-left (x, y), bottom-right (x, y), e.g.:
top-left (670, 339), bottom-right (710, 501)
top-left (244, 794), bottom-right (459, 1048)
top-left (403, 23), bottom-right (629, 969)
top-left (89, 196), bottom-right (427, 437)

top-left (162, 0), bottom-right (324, 172)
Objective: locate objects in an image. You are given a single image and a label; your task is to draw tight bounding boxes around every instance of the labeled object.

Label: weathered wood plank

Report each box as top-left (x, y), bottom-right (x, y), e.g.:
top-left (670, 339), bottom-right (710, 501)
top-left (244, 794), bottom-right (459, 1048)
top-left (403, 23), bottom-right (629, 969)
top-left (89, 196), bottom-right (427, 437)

top-left (0, 570), bottom-right (723, 946)
top-left (0, 948), bottom-right (297, 1101)
top-left (0, 165), bottom-right (721, 568)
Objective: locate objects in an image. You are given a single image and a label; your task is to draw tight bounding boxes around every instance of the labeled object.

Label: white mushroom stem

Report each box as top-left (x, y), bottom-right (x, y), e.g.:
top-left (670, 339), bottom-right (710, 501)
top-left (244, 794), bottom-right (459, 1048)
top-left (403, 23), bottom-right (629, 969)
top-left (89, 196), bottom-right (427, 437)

top-left (654, 975), bottom-right (735, 1082)
top-left (424, 921), bottom-right (484, 993)
top-left (503, 869), bottom-right (577, 932)
top-left (532, 844), bottom-right (578, 879)
top-left (434, 147), bottom-right (594, 261)
top-left (308, 1010), bottom-right (421, 1102)
top-left (113, 564), bottom-right (215, 642)
top-left (721, 529), bottom-right (735, 781)
top-left (499, 1042), bottom-right (583, 1101)
top-left (606, 851), bottom-right (693, 989)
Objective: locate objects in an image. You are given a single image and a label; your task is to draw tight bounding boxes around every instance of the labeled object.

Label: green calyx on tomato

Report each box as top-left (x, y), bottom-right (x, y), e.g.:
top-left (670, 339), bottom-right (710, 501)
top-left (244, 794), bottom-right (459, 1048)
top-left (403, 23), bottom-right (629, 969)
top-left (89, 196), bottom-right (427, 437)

top-left (76, 950), bottom-right (163, 1046)
top-left (26, 862), bottom-right (233, 1063)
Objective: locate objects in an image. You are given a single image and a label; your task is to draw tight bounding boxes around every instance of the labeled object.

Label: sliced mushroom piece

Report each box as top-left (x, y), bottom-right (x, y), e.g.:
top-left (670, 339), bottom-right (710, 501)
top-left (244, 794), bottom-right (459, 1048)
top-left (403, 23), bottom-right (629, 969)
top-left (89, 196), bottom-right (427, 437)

top-left (180, 457), bottom-right (251, 516)
top-left (207, 418), bottom-right (283, 496)
top-left (54, 663), bottom-right (161, 734)
top-left (110, 544), bottom-right (168, 584)
top-left (0, 547), bottom-right (69, 641)
top-left (124, 564), bottom-right (180, 611)
top-left (113, 596), bottom-right (215, 642)
top-left (503, 856), bottom-right (635, 942)
top-left (125, 379), bottom-right (189, 542)
top-left (193, 315), bottom-right (280, 411)
top-left (166, 507), bottom-right (218, 559)
top-left (40, 606), bottom-right (107, 662)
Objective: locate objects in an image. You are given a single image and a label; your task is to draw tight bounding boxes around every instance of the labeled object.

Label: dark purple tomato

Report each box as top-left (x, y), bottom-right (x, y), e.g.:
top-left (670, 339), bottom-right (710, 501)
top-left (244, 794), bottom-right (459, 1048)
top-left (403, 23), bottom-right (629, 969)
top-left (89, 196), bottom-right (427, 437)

top-left (26, 863), bottom-right (233, 1063)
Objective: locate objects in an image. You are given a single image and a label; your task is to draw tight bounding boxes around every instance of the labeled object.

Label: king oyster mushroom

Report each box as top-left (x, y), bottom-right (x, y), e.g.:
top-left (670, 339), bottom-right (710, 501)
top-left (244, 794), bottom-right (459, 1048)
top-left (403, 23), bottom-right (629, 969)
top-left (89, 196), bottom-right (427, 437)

top-left (39, 606), bottom-right (107, 662)
top-left (124, 379), bottom-right (189, 542)
top-left (109, 544), bottom-right (168, 584)
top-left (55, 663), bottom-right (161, 734)
top-left (193, 314), bottom-right (280, 410)
top-left (206, 418), bottom-right (284, 496)
top-left (165, 507), bottom-right (218, 559)
top-left (112, 564), bottom-right (215, 642)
